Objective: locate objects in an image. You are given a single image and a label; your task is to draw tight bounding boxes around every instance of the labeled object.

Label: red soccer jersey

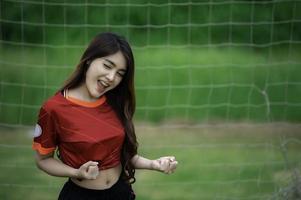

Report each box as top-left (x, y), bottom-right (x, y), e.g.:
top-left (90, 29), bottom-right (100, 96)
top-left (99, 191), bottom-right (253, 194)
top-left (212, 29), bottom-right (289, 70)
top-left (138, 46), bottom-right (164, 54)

top-left (32, 91), bottom-right (125, 170)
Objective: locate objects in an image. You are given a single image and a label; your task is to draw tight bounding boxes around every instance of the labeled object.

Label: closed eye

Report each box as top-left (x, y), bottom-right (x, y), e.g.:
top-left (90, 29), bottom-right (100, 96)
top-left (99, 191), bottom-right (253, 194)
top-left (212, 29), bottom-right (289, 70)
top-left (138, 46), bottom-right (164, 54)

top-left (103, 63), bottom-right (112, 69)
top-left (117, 72), bottom-right (125, 77)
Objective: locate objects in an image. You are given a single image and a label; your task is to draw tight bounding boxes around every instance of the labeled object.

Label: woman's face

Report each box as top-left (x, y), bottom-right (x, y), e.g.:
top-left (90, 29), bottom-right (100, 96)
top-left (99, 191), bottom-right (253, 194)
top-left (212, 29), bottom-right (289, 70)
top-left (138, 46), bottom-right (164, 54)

top-left (84, 51), bottom-right (127, 99)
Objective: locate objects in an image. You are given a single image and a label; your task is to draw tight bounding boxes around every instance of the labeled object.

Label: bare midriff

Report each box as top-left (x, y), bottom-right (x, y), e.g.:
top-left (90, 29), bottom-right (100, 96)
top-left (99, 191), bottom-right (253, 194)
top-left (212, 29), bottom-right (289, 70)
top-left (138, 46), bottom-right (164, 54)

top-left (70, 163), bottom-right (122, 190)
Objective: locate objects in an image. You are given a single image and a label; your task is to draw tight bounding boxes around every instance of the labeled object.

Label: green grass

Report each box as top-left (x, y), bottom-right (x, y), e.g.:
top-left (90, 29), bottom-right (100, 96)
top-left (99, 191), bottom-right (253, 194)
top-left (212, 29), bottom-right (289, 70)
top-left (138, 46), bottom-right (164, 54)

top-left (0, 45), bottom-right (301, 125)
top-left (0, 123), bottom-right (300, 199)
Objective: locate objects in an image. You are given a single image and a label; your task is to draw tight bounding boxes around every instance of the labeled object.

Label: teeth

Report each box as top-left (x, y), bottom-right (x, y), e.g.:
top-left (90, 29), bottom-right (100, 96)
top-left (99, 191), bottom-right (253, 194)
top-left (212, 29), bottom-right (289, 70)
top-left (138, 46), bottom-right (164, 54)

top-left (101, 81), bottom-right (109, 87)
top-left (98, 80), bottom-right (109, 88)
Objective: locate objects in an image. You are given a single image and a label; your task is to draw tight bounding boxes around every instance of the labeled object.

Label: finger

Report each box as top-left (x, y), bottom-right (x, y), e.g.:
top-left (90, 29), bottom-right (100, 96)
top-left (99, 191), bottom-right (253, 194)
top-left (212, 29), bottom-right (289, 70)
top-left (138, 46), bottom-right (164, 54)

top-left (88, 165), bottom-right (98, 171)
top-left (163, 160), bottom-right (171, 173)
top-left (82, 161), bottom-right (98, 168)
top-left (158, 159), bottom-right (168, 172)
top-left (170, 161), bottom-right (178, 168)
top-left (87, 166), bottom-right (99, 179)
top-left (167, 164), bottom-right (177, 174)
top-left (161, 156), bottom-right (174, 160)
top-left (168, 156), bottom-right (176, 162)
top-left (89, 161), bottom-right (99, 166)
top-left (164, 161), bottom-right (177, 174)
top-left (160, 156), bottom-right (176, 164)
top-left (88, 165), bottom-right (99, 172)
top-left (169, 167), bottom-right (177, 173)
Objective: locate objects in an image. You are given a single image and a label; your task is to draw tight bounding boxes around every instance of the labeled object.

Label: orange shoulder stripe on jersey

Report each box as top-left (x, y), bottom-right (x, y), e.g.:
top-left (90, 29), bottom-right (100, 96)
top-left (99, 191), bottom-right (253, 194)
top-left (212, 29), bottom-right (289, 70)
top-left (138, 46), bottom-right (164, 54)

top-left (32, 142), bottom-right (56, 155)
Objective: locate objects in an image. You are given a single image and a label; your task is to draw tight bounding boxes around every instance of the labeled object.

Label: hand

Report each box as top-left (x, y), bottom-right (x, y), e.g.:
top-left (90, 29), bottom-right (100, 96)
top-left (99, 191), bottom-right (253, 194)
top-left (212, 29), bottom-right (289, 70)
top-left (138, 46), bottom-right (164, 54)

top-left (151, 156), bottom-right (178, 174)
top-left (76, 161), bottom-right (99, 180)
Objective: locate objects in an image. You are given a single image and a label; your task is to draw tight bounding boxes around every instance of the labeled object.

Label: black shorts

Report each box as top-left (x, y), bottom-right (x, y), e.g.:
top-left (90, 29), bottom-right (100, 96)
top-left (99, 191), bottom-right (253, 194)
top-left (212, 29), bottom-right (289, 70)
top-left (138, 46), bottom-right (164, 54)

top-left (58, 177), bottom-right (136, 200)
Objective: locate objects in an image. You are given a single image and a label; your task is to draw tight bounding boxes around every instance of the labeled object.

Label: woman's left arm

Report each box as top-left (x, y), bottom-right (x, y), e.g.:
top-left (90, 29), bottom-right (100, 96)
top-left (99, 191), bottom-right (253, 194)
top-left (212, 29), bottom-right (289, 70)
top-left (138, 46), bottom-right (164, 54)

top-left (131, 154), bottom-right (178, 174)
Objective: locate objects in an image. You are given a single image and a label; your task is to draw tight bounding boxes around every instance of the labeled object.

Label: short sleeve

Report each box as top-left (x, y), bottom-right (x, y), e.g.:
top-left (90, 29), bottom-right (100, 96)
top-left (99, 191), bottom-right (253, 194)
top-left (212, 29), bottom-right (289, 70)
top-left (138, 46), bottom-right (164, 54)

top-left (32, 106), bottom-right (57, 155)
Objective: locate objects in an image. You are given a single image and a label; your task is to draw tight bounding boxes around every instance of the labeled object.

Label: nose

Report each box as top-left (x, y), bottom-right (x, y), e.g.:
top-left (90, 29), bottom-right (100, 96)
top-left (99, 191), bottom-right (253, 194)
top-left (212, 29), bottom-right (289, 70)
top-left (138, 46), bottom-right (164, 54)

top-left (106, 71), bottom-right (116, 82)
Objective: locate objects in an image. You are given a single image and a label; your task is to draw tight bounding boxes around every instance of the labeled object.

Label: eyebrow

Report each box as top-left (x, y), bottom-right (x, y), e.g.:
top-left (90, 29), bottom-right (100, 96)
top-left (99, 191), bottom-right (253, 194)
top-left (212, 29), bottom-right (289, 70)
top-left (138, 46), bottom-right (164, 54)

top-left (104, 58), bottom-right (126, 72)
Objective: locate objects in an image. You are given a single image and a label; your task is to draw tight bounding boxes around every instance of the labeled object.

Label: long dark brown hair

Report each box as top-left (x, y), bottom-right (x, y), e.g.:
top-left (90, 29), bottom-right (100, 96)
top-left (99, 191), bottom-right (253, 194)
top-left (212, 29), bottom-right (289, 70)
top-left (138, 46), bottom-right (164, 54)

top-left (59, 32), bottom-right (138, 184)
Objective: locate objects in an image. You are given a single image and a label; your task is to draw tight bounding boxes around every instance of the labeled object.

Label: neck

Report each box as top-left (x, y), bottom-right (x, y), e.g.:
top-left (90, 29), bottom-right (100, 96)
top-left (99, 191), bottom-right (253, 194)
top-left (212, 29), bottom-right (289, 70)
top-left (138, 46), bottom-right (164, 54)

top-left (68, 84), bottom-right (98, 102)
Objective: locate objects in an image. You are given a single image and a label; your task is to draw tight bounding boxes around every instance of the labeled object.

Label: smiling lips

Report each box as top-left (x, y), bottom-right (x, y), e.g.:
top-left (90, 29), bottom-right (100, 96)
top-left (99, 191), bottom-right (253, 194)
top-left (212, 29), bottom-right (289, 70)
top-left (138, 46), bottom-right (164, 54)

top-left (97, 80), bottom-right (109, 93)
top-left (100, 80), bottom-right (109, 88)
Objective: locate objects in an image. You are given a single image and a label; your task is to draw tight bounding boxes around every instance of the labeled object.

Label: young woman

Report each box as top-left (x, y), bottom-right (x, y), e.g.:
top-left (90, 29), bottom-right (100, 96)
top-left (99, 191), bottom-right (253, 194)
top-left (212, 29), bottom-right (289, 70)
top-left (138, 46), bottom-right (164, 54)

top-left (32, 32), bottom-right (178, 200)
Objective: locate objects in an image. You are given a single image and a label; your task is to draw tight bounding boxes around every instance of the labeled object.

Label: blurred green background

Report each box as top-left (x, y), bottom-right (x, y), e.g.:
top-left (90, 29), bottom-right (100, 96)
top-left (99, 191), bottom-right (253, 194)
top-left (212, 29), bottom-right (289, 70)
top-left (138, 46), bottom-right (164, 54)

top-left (1, 0), bottom-right (301, 124)
top-left (0, 0), bottom-right (301, 200)
top-left (0, 124), bottom-right (300, 200)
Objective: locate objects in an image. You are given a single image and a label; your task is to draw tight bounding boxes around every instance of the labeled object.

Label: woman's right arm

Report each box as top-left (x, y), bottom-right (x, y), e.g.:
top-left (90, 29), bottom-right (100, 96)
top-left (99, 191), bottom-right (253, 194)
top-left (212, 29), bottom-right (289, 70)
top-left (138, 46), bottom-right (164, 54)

top-left (34, 152), bottom-right (99, 180)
